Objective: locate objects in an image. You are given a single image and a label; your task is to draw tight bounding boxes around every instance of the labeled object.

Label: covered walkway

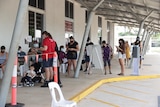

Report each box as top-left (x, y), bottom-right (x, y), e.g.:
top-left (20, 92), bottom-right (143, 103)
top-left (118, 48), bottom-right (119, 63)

top-left (1, 0), bottom-right (160, 106)
top-left (5, 51), bottom-right (160, 107)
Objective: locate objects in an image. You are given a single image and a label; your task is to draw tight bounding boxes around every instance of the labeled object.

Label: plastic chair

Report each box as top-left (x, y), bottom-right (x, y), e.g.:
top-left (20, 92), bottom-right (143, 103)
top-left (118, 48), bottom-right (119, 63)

top-left (48, 82), bottom-right (77, 107)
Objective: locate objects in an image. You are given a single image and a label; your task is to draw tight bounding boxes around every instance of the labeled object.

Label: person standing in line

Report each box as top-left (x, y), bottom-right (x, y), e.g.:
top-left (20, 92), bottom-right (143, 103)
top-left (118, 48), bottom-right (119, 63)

top-left (116, 38), bottom-right (126, 76)
top-left (125, 41), bottom-right (131, 67)
top-left (101, 40), bottom-right (113, 75)
top-left (84, 37), bottom-right (93, 74)
top-left (48, 33), bottom-right (63, 87)
top-left (131, 36), bottom-right (143, 68)
top-left (66, 36), bottom-right (79, 77)
top-left (38, 31), bottom-right (56, 87)
top-left (0, 46), bottom-right (8, 73)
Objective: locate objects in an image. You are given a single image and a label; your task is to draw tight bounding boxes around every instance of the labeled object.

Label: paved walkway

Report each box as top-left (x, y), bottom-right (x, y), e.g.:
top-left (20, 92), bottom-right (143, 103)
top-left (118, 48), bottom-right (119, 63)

top-left (5, 52), bottom-right (160, 107)
top-left (78, 78), bottom-right (160, 107)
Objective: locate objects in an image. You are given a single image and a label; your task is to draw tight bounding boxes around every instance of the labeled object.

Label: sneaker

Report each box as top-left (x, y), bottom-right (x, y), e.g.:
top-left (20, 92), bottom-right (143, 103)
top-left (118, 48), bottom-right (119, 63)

top-left (18, 83), bottom-right (23, 87)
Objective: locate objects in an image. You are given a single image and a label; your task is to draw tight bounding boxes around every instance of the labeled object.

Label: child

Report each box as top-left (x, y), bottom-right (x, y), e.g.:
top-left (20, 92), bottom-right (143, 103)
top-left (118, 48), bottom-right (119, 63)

top-left (102, 40), bottom-right (113, 75)
top-left (58, 45), bottom-right (68, 74)
top-left (18, 65), bottom-right (36, 87)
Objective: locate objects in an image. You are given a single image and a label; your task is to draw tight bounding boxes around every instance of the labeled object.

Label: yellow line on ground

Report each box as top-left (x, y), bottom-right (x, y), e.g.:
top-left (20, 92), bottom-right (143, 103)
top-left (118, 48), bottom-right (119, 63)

top-left (108, 84), bottom-right (151, 94)
top-left (70, 75), bottom-right (160, 103)
top-left (90, 98), bottom-right (120, 107)
top-left (100, 90), bottom-right (148, 103)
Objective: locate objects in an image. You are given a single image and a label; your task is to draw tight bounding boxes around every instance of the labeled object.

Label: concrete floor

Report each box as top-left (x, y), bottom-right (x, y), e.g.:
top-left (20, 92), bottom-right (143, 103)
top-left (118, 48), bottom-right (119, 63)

top-left (3, 51), bottom-right (160, 107)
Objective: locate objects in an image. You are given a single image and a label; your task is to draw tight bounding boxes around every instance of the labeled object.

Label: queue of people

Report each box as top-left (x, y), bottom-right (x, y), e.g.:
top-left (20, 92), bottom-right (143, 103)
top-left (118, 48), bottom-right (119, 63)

top-left (0, 30), bottom-right (143, 89)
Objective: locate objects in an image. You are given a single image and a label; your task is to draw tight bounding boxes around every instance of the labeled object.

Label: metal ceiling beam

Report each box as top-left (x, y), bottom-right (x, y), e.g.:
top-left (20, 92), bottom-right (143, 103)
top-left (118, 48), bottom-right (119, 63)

top-left (137, 10), bottom-right (153, 37)
top-left (96, 7), bottom-right (160, 21)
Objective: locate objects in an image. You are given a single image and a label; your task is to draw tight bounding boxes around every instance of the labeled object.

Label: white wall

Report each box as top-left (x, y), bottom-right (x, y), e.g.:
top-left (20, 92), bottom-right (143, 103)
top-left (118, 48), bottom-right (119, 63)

top-left (0, 0), bottom-right (114, 52)
top-left (74, 2), bottom-right (85, 46)
top-left (0, 0), bottom-right (32, 52)
top-left (91, 15), bottom-right (98, 44)
top-left (102, 17), bottom-right (107, 42)
top-left (46, 0), bottom-right (65, 47)
top-left (0, 0), bottom-right (19, 51)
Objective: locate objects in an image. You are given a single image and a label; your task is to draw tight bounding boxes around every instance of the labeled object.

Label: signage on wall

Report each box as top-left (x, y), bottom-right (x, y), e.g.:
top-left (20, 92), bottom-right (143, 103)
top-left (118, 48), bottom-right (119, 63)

top-left (65, 21), bottom-right (73, 32)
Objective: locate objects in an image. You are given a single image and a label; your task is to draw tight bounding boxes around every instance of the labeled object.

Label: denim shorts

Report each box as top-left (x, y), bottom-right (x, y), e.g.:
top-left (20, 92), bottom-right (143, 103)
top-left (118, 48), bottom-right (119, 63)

top-left (103, 59), bottom-right (111, 67)
top-left (42, 58), bottom-right (53, 68)
top-left (85, 55), bottom-right (90, 62)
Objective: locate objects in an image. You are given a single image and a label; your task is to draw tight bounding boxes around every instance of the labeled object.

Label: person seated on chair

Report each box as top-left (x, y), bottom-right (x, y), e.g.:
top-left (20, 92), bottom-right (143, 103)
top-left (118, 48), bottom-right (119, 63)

top-left (17, 46), bottom-right (26, 65)
top-left (0, 46), bottom-right (8, 73)
top-left (28, 47), bottom-right (38, 66)
top-left (18, 65), bottom-right (36, 87)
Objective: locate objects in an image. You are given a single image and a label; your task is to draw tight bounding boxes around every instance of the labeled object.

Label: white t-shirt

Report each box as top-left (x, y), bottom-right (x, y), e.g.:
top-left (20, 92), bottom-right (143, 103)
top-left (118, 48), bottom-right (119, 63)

top-left (26, 70), bottom-right (36, 78)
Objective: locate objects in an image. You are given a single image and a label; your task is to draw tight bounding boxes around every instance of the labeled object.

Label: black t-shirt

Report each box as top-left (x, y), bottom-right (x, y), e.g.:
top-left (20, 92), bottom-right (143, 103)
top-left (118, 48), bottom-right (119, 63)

top-left (67, 41), bottom-right (78, 59)
top-left (68, 41), bottom-right (78, 52)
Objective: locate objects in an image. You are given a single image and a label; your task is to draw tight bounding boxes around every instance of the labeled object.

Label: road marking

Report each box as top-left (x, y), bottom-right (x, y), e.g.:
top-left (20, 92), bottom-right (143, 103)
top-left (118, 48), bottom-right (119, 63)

top-left (100, 90), bottom-right (148, 103)
top-left (108, 84), bottom-right (151, 94)
top-left (124, 81), bottom-right (160, 91)
top-left (123, 81), bottom-right (152, 88)
top-left (90, 98), bottom-right (120, 107)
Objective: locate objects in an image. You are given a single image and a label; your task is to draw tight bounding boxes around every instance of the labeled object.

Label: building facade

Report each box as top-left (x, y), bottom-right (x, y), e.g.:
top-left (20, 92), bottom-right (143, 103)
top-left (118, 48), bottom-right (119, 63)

top-left (0, 0), bottom-right (114, 52)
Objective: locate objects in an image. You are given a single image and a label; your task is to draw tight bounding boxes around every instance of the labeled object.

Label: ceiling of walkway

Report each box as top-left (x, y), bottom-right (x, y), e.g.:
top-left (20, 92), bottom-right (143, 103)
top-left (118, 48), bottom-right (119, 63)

top-left (75, 0), bottom-right (160, 31)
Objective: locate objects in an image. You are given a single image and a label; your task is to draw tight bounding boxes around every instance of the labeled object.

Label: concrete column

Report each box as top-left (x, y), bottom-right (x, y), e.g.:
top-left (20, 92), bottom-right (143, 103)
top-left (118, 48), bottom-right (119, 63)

top-left (74, 0), bottom-right (104, 78)
top-left (142, 31), bottom-right (153, 56)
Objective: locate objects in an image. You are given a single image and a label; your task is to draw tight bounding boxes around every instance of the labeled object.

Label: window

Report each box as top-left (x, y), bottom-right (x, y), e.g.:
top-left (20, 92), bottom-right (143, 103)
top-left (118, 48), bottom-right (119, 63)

top-left (29, 0), bottom-right (45, 10)
top-left (36, 13), bottom-right (43, 31)
top-left (65, 0), bottom-right (74, 19)
top-left (98, 16), bottom-right (102, 27)
top-left (28, 11), bottom-right (44, 37)
top-left (29, 0), bottom-right (36, 7)
top-left (29, 11), bottom-right (35, 37)
top-left (98, 17), bottom-right (102, 44)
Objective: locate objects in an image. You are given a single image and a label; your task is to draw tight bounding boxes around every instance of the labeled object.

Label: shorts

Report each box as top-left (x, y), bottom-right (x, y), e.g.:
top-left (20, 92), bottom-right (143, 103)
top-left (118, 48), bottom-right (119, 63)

top-left (67, 52), bottom-right (77, 60)
top-left (42, 58), bottom-right (53, 68)
top-left (103, 59), bottom-right (111, 67)
top-left (118, 52), bottom-right (126, 59)
top-left (85, 55), bottom-right (90, 62)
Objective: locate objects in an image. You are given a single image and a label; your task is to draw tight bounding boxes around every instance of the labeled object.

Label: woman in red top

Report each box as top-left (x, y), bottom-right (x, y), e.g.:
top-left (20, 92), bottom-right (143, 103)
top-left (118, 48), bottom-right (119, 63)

top-left (39, 31), bottom-right (56, 87)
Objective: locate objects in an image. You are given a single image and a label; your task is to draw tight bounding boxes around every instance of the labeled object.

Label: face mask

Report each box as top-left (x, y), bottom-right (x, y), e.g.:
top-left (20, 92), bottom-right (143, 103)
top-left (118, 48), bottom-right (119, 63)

top-left (61, 48), bottom-right (65, 52)
top-left (1, 51), bottom-right (4, 53)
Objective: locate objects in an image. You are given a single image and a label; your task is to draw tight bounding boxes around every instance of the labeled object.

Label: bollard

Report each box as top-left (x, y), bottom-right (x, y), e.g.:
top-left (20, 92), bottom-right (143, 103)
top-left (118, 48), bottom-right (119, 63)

top-left (53, 52), bottom-right (58, 83)
top-left (11, 58), bottom-right (18, 105)
top-left (5, 58), bottom-right (25, 107)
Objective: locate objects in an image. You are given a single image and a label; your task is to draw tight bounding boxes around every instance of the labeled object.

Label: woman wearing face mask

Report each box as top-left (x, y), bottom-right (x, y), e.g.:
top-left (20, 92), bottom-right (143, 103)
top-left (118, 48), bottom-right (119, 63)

top-left (66, 36), bottom-right (79, 77)
top-left (0, 46), bottom-right (8, 73)
top-left (116, 39), bottom-right (125, 76)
